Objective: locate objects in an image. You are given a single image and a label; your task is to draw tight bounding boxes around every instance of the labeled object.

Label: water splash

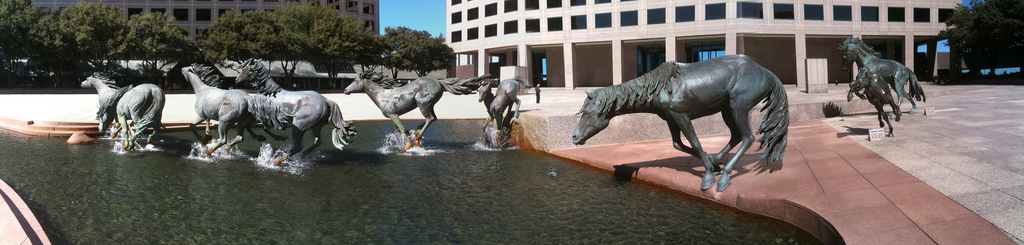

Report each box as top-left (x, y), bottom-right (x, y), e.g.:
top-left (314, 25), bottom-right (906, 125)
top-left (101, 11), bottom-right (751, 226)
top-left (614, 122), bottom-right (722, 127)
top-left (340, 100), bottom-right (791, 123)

top-left (471, 126), bottom-right (519, 151)
top-left (251, 143), bottom-right (313, 175)
top-left (185, 142), bottom-right (246, 162)
top-left (377, 131), bottom-right (446, 156)
top-left (110, 139), bottom-right (163, 155)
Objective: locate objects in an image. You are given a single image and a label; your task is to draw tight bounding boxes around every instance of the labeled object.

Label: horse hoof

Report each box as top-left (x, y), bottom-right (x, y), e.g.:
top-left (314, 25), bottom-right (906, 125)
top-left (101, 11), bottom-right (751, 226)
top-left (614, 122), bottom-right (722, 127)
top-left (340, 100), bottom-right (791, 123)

top-left (205, 149), bottom-right (215, 156)
top-left (717, 175), bottom-right (732, 192)
top-left (701, 174), bottom-right (716, 191)
top-left (273, 157), bottom-right (285, 165)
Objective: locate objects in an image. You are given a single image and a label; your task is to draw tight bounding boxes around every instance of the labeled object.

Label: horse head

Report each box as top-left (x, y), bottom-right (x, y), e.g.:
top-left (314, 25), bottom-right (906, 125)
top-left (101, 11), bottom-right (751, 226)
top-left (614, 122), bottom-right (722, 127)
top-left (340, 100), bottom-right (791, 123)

top-left (345, 71), bottom-right (383, 94)
top-left (477, 79), bottom-right (493, 102)
top-left (839, 43), bottom-right (858, 71)
top-left (572, 90), bottom-right (613, 145)
top-left (236, 58), bottom-right (263, 85)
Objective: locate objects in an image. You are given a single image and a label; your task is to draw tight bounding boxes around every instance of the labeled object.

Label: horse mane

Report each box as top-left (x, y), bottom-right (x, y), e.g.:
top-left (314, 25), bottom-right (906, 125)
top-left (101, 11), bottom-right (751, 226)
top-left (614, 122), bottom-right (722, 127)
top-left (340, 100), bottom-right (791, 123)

top-left (842, 37), bottom-right (882, 58)
top-left (242, 59), bottom-right (284, 97)
top-left (90, 73), bottom-right (134, 121)
top-left (587, 62), bottom-right (679, 114)
top-left (189, 63), bottom-right (228, 88)
top-left (245, 95), bottom-right (292, 130)
top-left (439, 74), bottom-right (490, 95)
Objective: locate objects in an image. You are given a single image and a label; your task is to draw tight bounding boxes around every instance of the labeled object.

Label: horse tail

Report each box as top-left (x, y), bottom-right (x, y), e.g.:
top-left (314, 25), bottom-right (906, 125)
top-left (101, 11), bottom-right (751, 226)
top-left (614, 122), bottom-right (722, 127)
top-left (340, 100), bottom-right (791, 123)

top-left (328, 100), bottom-right (357, 150)
top-left (245, 95), bottom-right (291, 130)
top-left (132, 85), bottom-right (165, 133)
top-left (756, 70), bottom-right (790, 162)
top-left (512, 76), bottom-right (530, 87)
top-left (908, 72), bottom-right (926, 102)
top-left (440, 74), bottom-right (492, 95)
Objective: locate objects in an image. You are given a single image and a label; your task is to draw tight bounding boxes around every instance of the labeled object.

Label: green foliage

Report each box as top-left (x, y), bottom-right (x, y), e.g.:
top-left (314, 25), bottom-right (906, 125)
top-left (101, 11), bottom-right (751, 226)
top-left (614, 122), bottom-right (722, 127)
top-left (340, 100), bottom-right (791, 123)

top-left (943, 0), bottom-right (1024, 77)
top-left (59, 2), bottom-right (127, 73)
top-left (199, 10), bottom-right (281, 66)
top-left (0, 0), bottom-right (41, 86)
top-left (123, 12), bottom-right (197, 80)
top-left (382, 27), bottom-right (455, 78)
top-left (310, 11), bottom-right (373, 81)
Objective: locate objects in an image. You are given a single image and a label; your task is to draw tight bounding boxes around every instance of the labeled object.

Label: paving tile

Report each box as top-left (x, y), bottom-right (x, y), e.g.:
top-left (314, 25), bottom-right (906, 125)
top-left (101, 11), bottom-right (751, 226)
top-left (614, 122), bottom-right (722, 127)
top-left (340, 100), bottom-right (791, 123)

top-left (841, 226), bottom-right (936, 245)
top-left (911, 166), bottom-right (994, 196)
top-left (895, 196), bottom-right (978, 226)
top-left (817, 175), bottom-right (874, 194)
top-left (829, 203), bottom-right (917, 236)
top-left (788, 188), bottom-right (892, 217)
top-left (919, 216), bottom-right (1016, 245)
top-left (862, 169), bottom-right (923, 188)
top-left (950, 190), bottom-right (1024, 216)
top-left (980, 206), bottom-right (1024, 243)
top-left (1000, 185), bottom-right (1024, 200)
top-left (809, 163), bottom-right (861, 180)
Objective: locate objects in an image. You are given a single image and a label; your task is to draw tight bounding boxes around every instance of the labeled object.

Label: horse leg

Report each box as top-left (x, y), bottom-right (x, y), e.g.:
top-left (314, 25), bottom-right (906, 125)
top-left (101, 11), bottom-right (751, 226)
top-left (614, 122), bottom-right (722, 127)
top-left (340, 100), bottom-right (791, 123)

top-left (146, 123), bottom-right (160, 146)
top-left (717, 110), bottom-right (756, 192)
top-left (388, 114), bottom-right (412, 151)
top-left (239, 117), bottom-right (266, 142)
top-left (669, 113), bottom-right (717, 191)
top-left (275, 127), bottom-right (306, 165)
top-left (893, 71), bottom-right (916, 114)
top-left (190, 117), bottom-right (209, 142)
top-left (712, 109), bottom-right (743, 166)
top-left (511, 97), bottom-right (522, 125)
top-left (117, 114), bottom-right (133, 151)
top-left (297, 125), bottom-right (325, 158)
top-left (110, 122), bottom-right (122, 140)
top-left (877, 102), bottom-right (896, 137)
top-left (205, 121), bottom-right (231, 156)
top-left (414, 107), bottom-right (438, 147)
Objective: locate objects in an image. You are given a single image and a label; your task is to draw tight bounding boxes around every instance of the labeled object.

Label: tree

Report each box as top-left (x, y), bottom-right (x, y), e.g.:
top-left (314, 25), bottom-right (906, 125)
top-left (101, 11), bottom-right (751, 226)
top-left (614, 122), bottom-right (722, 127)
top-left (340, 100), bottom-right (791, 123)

top-left (310, 12), bottom-right (372, 83)
top-left (0, 0), bottom-right (41, 87)
top-left (382, 27), bottom-right (455, 78)
top-left (275, 4), bottom-right (328, 83)
top-left (59, 2), bottom-right (127, 74)
top-left (199, 10), bottom-right (281, 67)
top-left (122, 12), bottom-right (197, 82)
top-left (28, 8), bottom-right (79, 87)
top-left (943, 0), bottom-right (1024, 78)
top-left (355, 34), bottom-right (389, 73)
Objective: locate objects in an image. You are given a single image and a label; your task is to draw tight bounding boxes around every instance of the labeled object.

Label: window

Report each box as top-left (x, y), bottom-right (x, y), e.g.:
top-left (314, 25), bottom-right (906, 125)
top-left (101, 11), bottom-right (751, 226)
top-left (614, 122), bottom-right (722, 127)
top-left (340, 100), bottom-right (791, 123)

top-left (363, 3), bottom-right (374, 15)
top-left (648, 8), bottom-right (665, 24)
top-left (452, 0), bottom-right (461, 5)
top-left (914, 8), bottom-right (930, 22)
top-left (526, 19), bottom-right (540, 32)
top-left (862, 6), bottom-right (878, 22)
top-left (217, 9), bottom-right (229, 17)
top-left (571, 0), bottom-right (585, 6)
top-left (547, 0), bottom-right (561, 8)
top-left (485, 3), bottom-right (497, 17)
top-left (128, 8), bottom-right (144, 18)
top-left (938, 8), bottom-right (953, 22)
top-left (173, 8), bottom-right (188, 21)
top-left (888, 7), bottom-right (904, 22)
top-left (833, 5), bottom-right (851, 21)
top-left (805, 4), bottom-right (823, 20)
top-left (548, 17), bottom-right (563, 31)
top-left (505, 0), bottom-right (517, 12)
top-left (452, 12), bottom-right (462, 24)
top-left (504, 20), bottom-right (518, 34)
top-left (346, 1), bottom-right (358, 12)
top-left (152, 8), bottom-right (166, 14)
top-left (451, 30), bottom-right (462, 42)
top-left (364, 21), bottom-right (374, 31)
top-left (596, 0), bottom-right (609, 3)
top-left (468, 8), bottom-right (478, 20)
top-left (595, 13), bottom-right (612, 28)
top-left (467, 27), bottom-right (478, 40)
top-left (676, 5), bottom-right (695, 22)
top-left (773, 3), bottom-right (793, 20)
top-left (686, 41), bottom-right (725, 62)
top-left (706, 3), bottom-right (726, 20)
top-left (485, 24), bottom-right (497, 37)
top-left (738, 2), bottom-right (762, 19)
top-left (526, 0), bottom-right (539, 10)
top-left (620, 11), bottom-right (637, 27)
top-left (571, 15), bottom-right (586, 30)
top-left (196, 9), bottom-right (211, 21)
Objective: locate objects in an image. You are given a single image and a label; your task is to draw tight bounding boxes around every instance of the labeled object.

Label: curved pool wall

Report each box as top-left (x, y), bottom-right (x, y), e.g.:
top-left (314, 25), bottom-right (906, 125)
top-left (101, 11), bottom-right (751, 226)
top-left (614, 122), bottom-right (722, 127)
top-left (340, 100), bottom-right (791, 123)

top-left (0, 120), bottom-right (820, 244)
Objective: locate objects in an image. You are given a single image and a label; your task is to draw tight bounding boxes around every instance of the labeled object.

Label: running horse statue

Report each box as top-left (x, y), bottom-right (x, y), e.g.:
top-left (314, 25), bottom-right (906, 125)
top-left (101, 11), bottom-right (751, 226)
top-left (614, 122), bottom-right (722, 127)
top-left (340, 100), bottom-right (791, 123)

top-left (477, 77), bottom-right (528, 146)
top-left (571, 55), bottom-right (790, 192)
top-left (345, 72), bottom-right (489, 152)
top-left (182, 64), bottom-right (287, 156)
top-left (839, 36), bottom-right (926, 114)
top-left (848, 70), bottom-right (902, 137)
top-left (236, 59), bottom-right (357, 164)
top-left (81, 73), bottom-right (166, 150)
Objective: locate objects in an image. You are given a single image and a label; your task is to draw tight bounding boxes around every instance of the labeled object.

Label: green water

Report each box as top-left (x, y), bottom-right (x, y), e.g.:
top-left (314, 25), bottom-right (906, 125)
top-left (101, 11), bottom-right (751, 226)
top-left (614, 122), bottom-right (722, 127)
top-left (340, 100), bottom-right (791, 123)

top-left (0, 120), bottom-right (819, 244)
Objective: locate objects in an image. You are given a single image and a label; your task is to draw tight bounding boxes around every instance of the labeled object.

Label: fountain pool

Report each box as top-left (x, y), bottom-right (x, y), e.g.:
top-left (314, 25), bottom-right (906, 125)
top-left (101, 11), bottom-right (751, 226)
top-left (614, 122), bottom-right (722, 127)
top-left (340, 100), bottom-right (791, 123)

top-left (0, 120), bottom-right (819, 244)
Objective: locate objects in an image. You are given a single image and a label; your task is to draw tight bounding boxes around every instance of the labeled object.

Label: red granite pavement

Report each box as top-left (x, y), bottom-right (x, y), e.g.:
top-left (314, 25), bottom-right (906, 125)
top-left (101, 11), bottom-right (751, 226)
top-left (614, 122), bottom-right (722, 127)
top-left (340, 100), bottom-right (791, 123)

top-left (551, 120), bottom-right (1014, 244)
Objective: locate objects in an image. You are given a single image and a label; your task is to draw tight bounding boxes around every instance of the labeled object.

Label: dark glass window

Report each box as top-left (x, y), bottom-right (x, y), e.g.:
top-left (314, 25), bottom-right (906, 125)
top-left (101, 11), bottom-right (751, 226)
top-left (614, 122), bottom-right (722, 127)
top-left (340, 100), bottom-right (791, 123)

top-left (547, 0), bottom-right (561, 8)
top-left (485, 3), bottom-right (498, 17)
top-left (862, 6), bottom-right (878, 22)
top-left (525, 0), bottom-right (539, 10)
top-left (452, 0), bottom-right (461, 5)
top-left (128, 8), bottom-right (144, 17)
top-left (888, 7), bottom-right (904, 22)
top-left (676, 5), bottom-right (695, 22)
top-left (526, 19), bottom-right (540, 32)
top-left (504, 20), bottom-right (518, 34)
top-left (196, 9), bottom-right (211, 21)
top-left (363, 3), bottom-right (374, 14)
top-left (648, 8), bottom-right (665, 24)
top-left (571, 15), bottom-right (586, 30)
top-left (596, 13), bottom-right (612, 28)
top-left (596, 0), bottom-right (610, 4)
top-left (216, 9), bottom-right (228, 17)
top-left (833, 5), bottom-right (852, 21)
top-left (505, 0), bottom-right (518, 13)
top-left (571, 0), bottom-right (585, 6)
top-left (805, 4), bottom-right (824, 20)
top-left (738, 2), bottom-right (763, 19)
top-left (468, 8), bottom-right (478, 20)
top-left (914, 8), bottom-right (930, 22)
top-left (774, 3), bottom-right (793, 20)
top-left (706, 3), bottom-right (725, 20)
top-left (452, 12), bottom-right (462, 24)
top-left (620, 11), bottom-right (637, 27)
top-left (452, 30), bottom-right (462, 42)
top-left (621, 0), bottom-right (634, 2)
top-left (173, 8), bottom-right (188, 21)
top-left (485, 24), bottom-right (497, 37)
top-left (938, 8), bottom-right (953, 22)
top-left (467, 27), bottom-right (478, 40)
top-left (548, 17), bottom-right (563, 31)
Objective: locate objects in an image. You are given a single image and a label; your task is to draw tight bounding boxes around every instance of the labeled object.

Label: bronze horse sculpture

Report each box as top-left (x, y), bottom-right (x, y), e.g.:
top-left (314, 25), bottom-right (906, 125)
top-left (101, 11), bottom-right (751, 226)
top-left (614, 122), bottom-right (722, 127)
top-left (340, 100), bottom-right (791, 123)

top-left (572, 55), bottom-right (790, 192)
top-left (848, 70), bottom-right (902, 137)
top-left (182, 64), bottom-right (287, 156)
top-left (477, 77), bottom-right (528, 146)
top-left (840, 37), bottom-right (925, 114)
top-left (345, 72), bottom-right (489, 151)
top-left (237, 59), bottom-right (357, 164)
top-left (81, 73), bottom-right (166, 150)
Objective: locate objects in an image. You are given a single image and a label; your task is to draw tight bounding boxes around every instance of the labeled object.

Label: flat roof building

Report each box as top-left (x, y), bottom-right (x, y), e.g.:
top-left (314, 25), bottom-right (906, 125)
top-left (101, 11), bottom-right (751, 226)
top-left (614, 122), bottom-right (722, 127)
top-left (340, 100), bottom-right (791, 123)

top-left (447, 0), bottom-right (958, 88)
top-left (32, 0), bottom-right (379, 39)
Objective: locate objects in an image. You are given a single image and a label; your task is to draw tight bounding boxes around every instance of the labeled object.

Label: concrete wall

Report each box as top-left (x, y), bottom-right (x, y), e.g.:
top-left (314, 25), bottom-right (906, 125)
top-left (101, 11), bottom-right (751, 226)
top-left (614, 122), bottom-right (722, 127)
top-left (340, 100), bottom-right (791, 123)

top-left (574, 44), bottom-right (613, 87)
top-left (743, 37), bottom-right (798, 84)
top-left (807, 37), bottom-right (850, 84)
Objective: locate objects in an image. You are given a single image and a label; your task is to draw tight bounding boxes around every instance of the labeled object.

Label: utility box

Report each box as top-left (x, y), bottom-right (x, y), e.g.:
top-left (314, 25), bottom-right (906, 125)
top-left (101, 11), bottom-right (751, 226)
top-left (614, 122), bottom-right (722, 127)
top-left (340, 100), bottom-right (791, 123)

top-left (805, 59), bottom-right (829, 94)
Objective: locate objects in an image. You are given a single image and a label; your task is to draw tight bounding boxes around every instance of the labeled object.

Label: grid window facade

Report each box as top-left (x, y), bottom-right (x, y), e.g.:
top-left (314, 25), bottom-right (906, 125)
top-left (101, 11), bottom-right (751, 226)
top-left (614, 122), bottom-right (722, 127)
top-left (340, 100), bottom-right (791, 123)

top-left (774, 4), bottom-right (793, 20)
top-left (914, 8), bottom-right (930, 22)
top-left (504, 20), bottom-right (518, 34)
top-left (738, 2), bottom-right (763, 19)
top-left (620, 11), bottom-right (637, 27)
top-left (596, 13), bottom-right (612, 28)
top-left (547, 0), bottom-right (561, 8)
top-left (706, 3), bottom-right (726, 20)
top-left (485, 24), bottom-right (497, 37)
top-left (526, 19), bottom-right (540, 32)
top-left (805, 4), bottom-right (824, 21)
top-left (888, 7), bottom-right (905, 22)
top-left (549, 17), bottom-right (563, 31)
top-left (505, 0), bottom-right (518, 13)
top-left (676, 5), bottom-right (695, 22)
top-left (571, 15), bottom-right (586, 30)
top-left (833, 5), bottom-right (852, 21)
top-left (452, 30), bottom-right (462, 42)
top-left (468, 8), bottom-right (478, 21)
top-left (648, 8), bottom-right (665, 25)
top-left (862, 6), bottom-right (878, 22)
